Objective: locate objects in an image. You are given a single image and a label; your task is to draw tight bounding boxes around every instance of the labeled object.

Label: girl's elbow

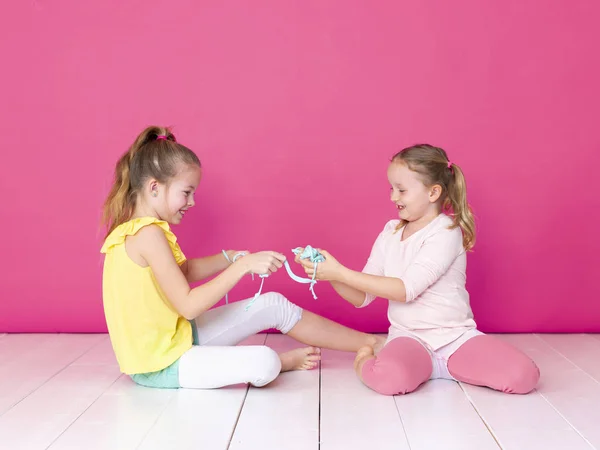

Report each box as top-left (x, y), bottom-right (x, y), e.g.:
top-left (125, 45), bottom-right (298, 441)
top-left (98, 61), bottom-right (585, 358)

top-left (181, 302), bottom-right (206, 320)
top-left (182, 302), bottom-right (211, 320)
top-left (173, 297), bottom-right (198, 320)
top-left (389, 280), bottom-right (407, 303)
top-left (176, 290), bottom-right (204, 320)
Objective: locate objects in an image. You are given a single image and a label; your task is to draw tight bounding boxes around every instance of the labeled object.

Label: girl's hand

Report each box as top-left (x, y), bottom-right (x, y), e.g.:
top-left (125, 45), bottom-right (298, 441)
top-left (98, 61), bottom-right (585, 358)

top-left (238, 251), bottom-right (286, 276)
top-left (295, 248), bottom-right (343, 281)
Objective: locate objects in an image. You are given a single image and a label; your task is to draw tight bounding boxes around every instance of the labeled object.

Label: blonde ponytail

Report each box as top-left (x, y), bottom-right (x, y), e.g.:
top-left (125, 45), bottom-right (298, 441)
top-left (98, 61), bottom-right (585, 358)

top-left (445, 163), bottom-right (476, 251)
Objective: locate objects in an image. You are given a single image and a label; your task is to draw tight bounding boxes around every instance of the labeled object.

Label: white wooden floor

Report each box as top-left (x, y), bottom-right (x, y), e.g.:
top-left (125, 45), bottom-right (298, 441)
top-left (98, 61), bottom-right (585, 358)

top-left (0, 333), bottom-right (599, 450)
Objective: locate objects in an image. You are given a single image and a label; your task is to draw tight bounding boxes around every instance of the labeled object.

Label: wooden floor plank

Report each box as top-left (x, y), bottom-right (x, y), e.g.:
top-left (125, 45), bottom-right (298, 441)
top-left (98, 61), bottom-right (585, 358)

top-left (0, 365), bottom-right (121, 450)
top-left (2, 333), bottom-right (597, 450)
top-left (395, 379), bottom-right (499, 450)
top-left (0, 334), bottom-right (106, 416)
top-left (320, 349), bottom-right (410, 450)
top-left (588, 334), bottom-right (600, 343)
top-left (70, 335), bottom-right (118, 366)
top-left (0, 334), bottom-right (65, 371)
top-left (137, 334), bottom-right (267, 450)
top-left (50, 334), bottom-right (266, 450)
top-left (538, 334), bottom-right (600, 384)
top-left (500, 334), bottom-right (600, 447)
top-left (48, 375), bottom-right (175, 450)
top-left (229, 335), bottom-right (320, 450)
top-left (0, 335), bottom-right (118, 450)
top-left (460, 334), bottom-right (594, 450)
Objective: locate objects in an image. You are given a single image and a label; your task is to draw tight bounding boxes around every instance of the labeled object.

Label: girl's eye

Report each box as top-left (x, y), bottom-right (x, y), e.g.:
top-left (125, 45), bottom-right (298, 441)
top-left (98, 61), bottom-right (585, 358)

top-left (184, 191), bottom-right (190, 196)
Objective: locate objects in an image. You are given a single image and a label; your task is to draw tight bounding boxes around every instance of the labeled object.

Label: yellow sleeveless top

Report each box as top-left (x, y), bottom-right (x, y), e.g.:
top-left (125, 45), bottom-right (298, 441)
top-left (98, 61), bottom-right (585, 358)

top-left (100, 217), bottom-right (193, 374)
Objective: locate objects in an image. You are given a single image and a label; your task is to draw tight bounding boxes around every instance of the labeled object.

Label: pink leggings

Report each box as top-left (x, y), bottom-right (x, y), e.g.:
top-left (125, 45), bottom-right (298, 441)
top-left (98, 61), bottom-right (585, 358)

top-left (361, 335), bottom-right (540, 395)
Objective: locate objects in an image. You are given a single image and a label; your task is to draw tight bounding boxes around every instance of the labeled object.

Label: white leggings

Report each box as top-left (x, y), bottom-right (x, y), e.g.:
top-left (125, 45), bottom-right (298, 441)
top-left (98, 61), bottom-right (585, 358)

top-left (177, 292), bottom-right (303, 389)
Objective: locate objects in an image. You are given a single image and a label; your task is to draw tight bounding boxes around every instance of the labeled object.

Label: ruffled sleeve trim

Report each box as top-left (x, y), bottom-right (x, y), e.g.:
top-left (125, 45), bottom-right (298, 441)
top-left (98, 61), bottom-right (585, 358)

top-left (100, 217), bottom-right (186, 264)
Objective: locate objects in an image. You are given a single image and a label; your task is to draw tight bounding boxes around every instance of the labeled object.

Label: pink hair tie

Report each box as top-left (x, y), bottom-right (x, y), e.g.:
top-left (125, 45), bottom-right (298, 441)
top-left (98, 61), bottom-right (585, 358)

top-left (156, 135), bottom-right (167, 140)
top-left (447, 161), bottom-right (452, 169)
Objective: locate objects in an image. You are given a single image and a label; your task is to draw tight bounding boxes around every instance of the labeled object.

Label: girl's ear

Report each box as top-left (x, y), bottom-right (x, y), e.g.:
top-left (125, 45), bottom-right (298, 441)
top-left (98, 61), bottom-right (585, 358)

top-left (149, 180), bottom-right (159, 197)
top-left (429, 184), bottom-right (442, 203)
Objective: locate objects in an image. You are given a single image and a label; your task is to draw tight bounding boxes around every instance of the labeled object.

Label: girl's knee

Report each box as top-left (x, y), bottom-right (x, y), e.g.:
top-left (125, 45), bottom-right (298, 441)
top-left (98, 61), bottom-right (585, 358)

top-left (505, 358), bottom-right (540, 394)
top-left (485, 336), bottom-right (541, 394)
top-left (448, 335), bottom-right (541, 394)
top-left (250, 346), bottom-right (281, 387)
top-left (257, 291), bottom-right (293, 308)
top-left (252, 292), bottom-right (302, 334)
top-left (361, 354), bottom-right (430, 396)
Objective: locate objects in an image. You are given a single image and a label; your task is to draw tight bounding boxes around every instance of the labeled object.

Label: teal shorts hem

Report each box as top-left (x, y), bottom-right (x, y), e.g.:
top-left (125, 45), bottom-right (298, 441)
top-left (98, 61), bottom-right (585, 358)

top-left (130, 320), bottom-right (198, 389)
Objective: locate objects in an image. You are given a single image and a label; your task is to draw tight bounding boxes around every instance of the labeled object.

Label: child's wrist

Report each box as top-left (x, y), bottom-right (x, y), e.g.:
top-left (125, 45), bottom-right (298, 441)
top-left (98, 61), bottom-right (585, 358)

top-left (232, 259), bottom-right (250, 276)
top-left (223, 250), bottom-right (241, 264)
top-left (335, 266), bottom-right (350, 283)
top-left (222, 249), bottom-right (232, 263)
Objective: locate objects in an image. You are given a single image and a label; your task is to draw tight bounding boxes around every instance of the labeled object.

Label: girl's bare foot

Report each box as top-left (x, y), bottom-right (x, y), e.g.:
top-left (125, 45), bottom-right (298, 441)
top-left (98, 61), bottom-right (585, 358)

top-left (354, 345), bottom-right (375, 372)
top-left (369, 335), bottom-right (386, 354)
top-left (279, 346), bottom-right (321, 372)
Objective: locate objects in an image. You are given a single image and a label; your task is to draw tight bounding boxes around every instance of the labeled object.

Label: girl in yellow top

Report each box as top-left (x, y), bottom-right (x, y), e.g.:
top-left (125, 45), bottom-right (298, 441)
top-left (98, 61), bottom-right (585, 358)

top-left (101, 125), bottom-right (383, 389)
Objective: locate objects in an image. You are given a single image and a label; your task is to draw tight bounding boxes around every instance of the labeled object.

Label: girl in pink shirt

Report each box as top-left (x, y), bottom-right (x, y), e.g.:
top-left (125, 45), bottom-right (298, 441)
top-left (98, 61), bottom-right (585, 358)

top-left (296, 144), bottom-right (540, 395)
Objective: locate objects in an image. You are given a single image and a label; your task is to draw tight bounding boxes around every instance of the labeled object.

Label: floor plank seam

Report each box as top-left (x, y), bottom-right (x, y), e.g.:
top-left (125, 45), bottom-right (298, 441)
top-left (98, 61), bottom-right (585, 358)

top-left (392, 396), bottom-right (412, 450)
top-left (317, 360), bottom-right (322, 450)
top-left (70, 334), bottom-right (112, 365)
top-left (226, 384), bottom-right (252, 449)
top-left (6, 333), bottom-right (597, 450)
top-left (226, 334), bottom-right (267, 450)
top-left (135, 389), bottom-right (177, 450)
top-left (458, 382), bottom-right (503, 450)
top-left (534, 334), bottom-right (600, 386)
top-left (534, 388), bottom-right (597, 449)
top-left (0, 334), bottom-right (103, 419)
top-left (46, 373), bottom-right (125, 450)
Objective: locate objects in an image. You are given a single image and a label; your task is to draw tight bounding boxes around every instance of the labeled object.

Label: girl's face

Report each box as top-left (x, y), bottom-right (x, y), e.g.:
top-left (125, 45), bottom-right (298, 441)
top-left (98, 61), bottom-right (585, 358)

top-left (387, 161), bottom-right (441, 223)
top-left (151, 164), bottom-right (202, 225)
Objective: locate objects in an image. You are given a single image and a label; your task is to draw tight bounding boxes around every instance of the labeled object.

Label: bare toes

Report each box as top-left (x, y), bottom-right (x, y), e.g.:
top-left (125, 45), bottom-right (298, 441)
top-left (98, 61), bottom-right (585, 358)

top-left (302, 361), bottom-right (318, 370)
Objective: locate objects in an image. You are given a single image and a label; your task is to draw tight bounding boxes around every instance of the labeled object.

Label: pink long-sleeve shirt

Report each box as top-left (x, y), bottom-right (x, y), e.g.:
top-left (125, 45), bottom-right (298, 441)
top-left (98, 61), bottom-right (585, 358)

top-left (360, 213), bottom-right (477, 350)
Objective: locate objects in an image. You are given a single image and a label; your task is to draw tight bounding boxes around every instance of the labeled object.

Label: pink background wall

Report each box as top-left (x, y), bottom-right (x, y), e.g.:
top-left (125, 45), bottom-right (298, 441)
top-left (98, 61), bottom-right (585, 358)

top-left (1, 1), bottom-right (598, 333)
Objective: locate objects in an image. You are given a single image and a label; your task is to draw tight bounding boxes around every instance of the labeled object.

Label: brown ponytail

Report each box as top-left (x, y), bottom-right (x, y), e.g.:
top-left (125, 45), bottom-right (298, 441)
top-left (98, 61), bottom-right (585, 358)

top-left (101, 126), bottom-right (200, 237)
top-left (392, 144), bottom-right (476, 251)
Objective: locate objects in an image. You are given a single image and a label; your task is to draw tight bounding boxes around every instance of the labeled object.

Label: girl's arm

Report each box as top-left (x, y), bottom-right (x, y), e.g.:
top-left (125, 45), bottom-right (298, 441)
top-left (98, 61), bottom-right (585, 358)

top-left (329, 280), bottom-right (368, 307)
top-left (335, 269), bottom-right (407, 303)
top-left (300, 227), bottom-right (463, 306)
top-left (138, 225), bottom-right (284, 319)
top-left (180, 250), bottom-right (244, 283)
top-left (299, 251), bottom-right (406, 305)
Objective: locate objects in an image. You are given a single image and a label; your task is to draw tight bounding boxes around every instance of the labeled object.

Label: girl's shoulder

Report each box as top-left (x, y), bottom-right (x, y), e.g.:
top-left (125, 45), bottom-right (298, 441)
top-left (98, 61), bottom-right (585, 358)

top-left (382, 219), bottom-right (401, 233)
top-left (100, 217), bottom-right (176, 254)
top-left (372, 219), bottom-right (402, 243)
top-left (422, 214), bottom-right (464, 247)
